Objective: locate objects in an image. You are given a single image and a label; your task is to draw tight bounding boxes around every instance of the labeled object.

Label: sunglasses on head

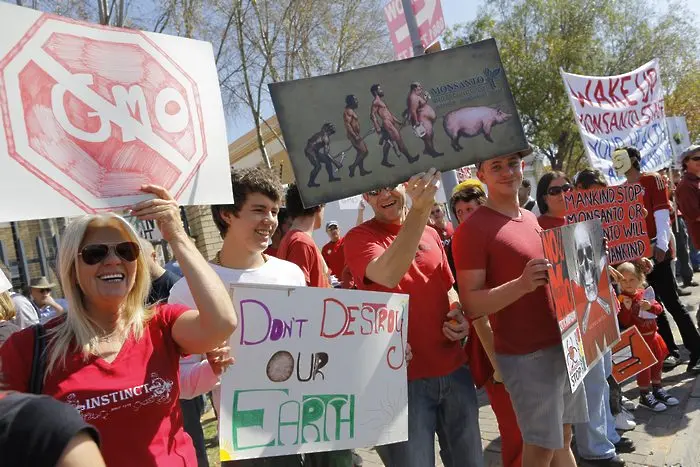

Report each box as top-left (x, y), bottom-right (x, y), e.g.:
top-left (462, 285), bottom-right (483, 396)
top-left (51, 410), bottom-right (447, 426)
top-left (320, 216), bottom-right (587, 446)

top-left (367, 185), bottom-right (399, 197)
top-left (79, 242), bottom-right (140, 266)
top-left (547, 183), bottom-right (573, 196)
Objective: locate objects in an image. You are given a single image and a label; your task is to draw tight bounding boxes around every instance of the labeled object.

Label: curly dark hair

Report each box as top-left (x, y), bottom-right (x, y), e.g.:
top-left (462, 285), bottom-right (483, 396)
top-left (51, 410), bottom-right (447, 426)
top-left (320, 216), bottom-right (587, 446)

top-left (449, 187), bottom-right (486, 219)
top-left (575, 168), bottom-right (607, 189)
top-left (211, 167), bottom-right (283, 237)
top-left (536, 171), bottom-right (570, 214)
top-left (285, 183), bottom-right (323, 219)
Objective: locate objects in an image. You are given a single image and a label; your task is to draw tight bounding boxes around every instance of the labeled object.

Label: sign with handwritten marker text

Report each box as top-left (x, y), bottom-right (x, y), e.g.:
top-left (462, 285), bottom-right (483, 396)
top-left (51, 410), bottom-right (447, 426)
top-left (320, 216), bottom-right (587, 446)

top-left (219, 285), bottom-right (409, 461)
top-left (564, 183), bottom-right (651, 264)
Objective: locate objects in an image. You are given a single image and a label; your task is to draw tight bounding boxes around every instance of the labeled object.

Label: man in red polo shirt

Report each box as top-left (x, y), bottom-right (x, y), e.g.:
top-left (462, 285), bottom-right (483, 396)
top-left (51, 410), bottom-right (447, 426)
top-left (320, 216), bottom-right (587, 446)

top-left (344, 168), bottom-right (481, 467)
top-left (321, 221), bottom-right (345, 284)
top-left (612, 146), bottom-right (700, 373)
top-left (676, 145), bottom-right (700, 250)
top-left (453, 153), bottom-right (588, 467)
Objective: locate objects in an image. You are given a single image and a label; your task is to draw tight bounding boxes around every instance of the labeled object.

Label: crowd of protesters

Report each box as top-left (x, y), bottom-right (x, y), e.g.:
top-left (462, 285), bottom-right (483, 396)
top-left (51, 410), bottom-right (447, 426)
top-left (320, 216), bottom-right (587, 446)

top-left (0, 144), bottom-right (699, 467)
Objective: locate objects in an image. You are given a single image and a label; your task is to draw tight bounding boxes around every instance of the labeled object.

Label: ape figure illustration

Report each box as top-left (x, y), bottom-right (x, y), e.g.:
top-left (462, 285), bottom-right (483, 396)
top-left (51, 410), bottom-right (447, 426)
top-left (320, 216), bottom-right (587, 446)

top-left (305, 122), bottom-right (342, 188)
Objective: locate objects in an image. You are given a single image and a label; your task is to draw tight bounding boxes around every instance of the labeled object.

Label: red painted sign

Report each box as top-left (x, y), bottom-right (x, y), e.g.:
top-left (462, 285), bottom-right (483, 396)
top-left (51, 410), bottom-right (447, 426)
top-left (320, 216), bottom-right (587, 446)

top-left (0, 14), bottom-right (206, 212)
top-left (383, 0), bottom-right (446, 59)
top-left (611, 326), bottom-right (657, 383)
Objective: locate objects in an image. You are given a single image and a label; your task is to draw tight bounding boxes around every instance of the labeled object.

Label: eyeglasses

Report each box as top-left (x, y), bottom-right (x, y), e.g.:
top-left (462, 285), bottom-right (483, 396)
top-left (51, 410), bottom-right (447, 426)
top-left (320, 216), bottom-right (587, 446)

top-left (79, 242), bottom-right (140, 265)
top-left (547, 184), bottom-right (573, 196)
top-left (39, 288), bottom-right (51, 293)
top-left (367, 185), bottom-right (399, 197)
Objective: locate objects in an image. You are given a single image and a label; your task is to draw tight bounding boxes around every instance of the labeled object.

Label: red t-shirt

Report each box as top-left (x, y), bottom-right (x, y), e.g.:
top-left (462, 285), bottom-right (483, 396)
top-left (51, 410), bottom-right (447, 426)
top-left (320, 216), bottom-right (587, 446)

top-left (635, 172), bottom-right (669, 241)
top-left (264, 245), bottom-right (278, 257)
top-left (537, 214), bottom-right (566, 230)
top-left (430, 222), bottom-right (455, 241)
top-left (0, 304), bottom-right (195, 466)
top-left (676, 173), bottom-right (700, 249)
top-left (618, 289), bottom-right (663, 334)
top-left (322, 237), bottom-right (346, 279)
top-left (453, 207), bottom-right (561, 355)
top-left (344, 219), bottom-right (466, 381)
top-left (278, 229), bottom-right (330, 288)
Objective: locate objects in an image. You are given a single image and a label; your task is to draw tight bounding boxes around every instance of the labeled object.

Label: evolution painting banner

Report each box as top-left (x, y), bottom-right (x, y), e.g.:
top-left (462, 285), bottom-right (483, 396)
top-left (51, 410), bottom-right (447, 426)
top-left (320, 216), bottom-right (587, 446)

top-left (0, 3), bottom-right (233, 222)
top-left (561, 59), bottom-right (673, 186)
top-left (542, 219), bottom-right (620, 391)
top-left (219, 285), bottom-right (409, 461)
top-left (269, 38), bottom-right (528, 207)
top-left (564, 183), bottom-right (651, 264)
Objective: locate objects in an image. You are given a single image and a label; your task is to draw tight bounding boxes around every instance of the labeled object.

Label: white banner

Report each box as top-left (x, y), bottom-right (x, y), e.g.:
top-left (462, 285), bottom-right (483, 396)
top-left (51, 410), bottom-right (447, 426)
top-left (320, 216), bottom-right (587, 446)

top-left (219, 285), bottom-right (409, 461)
top-left (0, 3), bottom-right (233, 222)
top-left (561, 59), bottom-right (672, 185)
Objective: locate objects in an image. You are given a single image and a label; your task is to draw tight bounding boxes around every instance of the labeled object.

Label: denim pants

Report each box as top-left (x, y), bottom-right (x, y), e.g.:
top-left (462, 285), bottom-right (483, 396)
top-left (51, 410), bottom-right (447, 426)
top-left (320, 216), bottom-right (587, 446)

top-left (574, 351), bottom-right (619, 460)
top-left (376, 365), bottom-right (484, 467)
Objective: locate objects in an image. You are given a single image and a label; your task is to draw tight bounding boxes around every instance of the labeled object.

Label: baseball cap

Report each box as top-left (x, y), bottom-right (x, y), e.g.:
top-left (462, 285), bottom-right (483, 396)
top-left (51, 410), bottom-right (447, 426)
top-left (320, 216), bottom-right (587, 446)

top-left (679, 144), bottom-right (700, 166)
top-left (475, 146), bottom-right (534, 169)
top-left (326, 221), bottom-right (338, 229)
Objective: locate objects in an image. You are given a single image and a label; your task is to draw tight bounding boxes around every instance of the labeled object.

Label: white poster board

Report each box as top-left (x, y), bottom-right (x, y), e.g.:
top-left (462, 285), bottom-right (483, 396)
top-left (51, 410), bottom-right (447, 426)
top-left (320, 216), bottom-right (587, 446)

top-left (666, 116), bottom-right (691, 161)
top-left (561, 59), bottom-right (672, 185)
top-left (220, 285), bottom-right (409, 461)
top-left (0, 3), bottom-right (233, 222)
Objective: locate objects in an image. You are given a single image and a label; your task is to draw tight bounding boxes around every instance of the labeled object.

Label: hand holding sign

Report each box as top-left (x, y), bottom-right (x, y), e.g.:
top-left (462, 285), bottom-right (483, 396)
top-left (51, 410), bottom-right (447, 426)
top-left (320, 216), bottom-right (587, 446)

top-left (518, 258), bottom-right (551, 293)
top-left (206, 342), bottom-right (235, 376)
top-left (130, 185), bottom-right (185, 243)
top-left (406, 168), bottom-right (441, 211)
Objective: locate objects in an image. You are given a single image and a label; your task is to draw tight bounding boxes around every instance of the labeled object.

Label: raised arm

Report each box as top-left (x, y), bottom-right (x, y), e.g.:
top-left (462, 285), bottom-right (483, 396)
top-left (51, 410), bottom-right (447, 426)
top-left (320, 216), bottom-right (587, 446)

top-left (365, 170), bottom-right (441, 288)
top-left (130, 185), bottom-right (236, 354)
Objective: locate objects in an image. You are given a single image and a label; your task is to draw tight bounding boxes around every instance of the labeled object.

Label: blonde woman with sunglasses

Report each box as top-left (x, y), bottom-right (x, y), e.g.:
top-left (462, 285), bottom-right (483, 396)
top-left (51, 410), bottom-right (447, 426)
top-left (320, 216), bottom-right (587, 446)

top-left (0, 185), bottom-right (236, 466)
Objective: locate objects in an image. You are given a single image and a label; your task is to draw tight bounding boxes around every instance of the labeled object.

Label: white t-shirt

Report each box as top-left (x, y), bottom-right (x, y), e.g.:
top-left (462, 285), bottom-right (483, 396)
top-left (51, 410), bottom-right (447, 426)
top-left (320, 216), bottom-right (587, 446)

top-left (168, 256), bottom-right (306, 405)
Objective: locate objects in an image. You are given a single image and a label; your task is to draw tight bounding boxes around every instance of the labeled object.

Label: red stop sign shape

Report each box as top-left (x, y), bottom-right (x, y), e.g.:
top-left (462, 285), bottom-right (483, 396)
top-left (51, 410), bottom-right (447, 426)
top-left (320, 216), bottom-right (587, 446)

top-left (0, 14), bottom-right (206, 212)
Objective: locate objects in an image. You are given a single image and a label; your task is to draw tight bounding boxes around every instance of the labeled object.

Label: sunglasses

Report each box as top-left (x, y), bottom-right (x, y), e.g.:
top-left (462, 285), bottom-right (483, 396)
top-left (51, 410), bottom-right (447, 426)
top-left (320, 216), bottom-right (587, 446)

top-left (79, 242), bottom-right (140, 266)
top-left (547, 184), bottom-right (573, 196)
top-left (367, 185), bottom-right (399, 197)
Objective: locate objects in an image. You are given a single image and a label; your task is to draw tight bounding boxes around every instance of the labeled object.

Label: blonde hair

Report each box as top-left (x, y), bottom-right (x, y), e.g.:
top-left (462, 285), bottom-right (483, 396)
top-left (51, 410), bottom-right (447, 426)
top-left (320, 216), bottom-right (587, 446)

top-left (616, 262), bottom-right (645, 283)
top-left (0, 292), bottom-right (15, 321)
top-left (46, 214), bottom-right (154, 374)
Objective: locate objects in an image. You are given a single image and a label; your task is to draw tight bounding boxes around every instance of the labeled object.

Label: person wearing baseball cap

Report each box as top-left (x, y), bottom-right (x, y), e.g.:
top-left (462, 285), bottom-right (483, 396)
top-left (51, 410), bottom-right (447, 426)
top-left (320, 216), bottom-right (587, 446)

top-left (322, 220), bottom-right (345, 286)
top-left (675, 145), bottom-right (700, 252)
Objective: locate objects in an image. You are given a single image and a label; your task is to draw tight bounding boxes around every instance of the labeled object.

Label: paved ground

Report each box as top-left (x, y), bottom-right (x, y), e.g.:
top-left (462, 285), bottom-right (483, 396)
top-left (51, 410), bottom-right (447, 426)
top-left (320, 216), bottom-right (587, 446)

top-left (356, 273), bottom-right (700, 467)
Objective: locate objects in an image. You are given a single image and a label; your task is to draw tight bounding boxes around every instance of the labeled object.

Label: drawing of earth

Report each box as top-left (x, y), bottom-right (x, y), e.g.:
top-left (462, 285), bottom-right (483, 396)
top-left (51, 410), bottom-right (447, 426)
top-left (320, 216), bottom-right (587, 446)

top-left (266, 350), bottom-right (294, 382)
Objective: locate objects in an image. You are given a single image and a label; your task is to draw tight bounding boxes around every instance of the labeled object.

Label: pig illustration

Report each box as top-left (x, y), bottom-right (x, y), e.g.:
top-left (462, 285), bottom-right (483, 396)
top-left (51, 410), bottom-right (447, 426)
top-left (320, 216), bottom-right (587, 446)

top-left (442, 106), bottom-right (512, 150)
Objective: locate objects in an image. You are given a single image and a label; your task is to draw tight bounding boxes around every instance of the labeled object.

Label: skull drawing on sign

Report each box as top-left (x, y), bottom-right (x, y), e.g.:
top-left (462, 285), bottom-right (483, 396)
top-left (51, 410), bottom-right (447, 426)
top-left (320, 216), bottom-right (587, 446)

top-left (574, 223), bottom-right (599, 303)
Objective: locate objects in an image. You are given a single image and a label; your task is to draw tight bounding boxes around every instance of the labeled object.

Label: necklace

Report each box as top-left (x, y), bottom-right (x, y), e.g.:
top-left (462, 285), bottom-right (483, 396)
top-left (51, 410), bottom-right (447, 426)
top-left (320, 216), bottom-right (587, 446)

top-left (213, 250), bottom-right (267, 267)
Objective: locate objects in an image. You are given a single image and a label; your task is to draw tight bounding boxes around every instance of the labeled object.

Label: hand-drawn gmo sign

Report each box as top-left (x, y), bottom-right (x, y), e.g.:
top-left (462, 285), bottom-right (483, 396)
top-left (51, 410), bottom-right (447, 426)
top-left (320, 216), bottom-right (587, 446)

top-left (0, 14), bottom-right (206, 212)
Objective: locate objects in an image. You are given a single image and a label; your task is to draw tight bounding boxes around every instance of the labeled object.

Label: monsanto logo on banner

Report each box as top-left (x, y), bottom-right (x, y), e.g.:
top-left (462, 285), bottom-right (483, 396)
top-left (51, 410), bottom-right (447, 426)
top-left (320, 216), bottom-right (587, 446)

top-left (0, 14), bottom-right (206, 212)
top-left (384, 0), bottom-right (446, 59)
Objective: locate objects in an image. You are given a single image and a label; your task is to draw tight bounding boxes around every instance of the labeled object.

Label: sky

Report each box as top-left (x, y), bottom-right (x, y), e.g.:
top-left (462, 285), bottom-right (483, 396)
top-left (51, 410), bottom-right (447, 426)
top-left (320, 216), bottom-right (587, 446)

top-left (226, 0), bottom-right (483, 142)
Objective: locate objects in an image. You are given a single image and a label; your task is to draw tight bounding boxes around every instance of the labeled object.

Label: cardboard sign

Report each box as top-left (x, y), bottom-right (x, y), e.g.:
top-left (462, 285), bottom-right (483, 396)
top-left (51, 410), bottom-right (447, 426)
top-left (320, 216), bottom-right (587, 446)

top-left (561, 59), bottom-right (672, 185)
top-left (269, 39), bottom-right (528, 208)
top-left (384, 0), bottom-right (446, 59)
top-left (0, 3), bottom-right (233, 222)
top-left (564, 183), bottom-right (651, 263)
top-left (542, 219), bottom-right (620, 391)
top-left (219, 285), bottom-right (409, 461)
top-left (611, 326), bottom-right (657, 384)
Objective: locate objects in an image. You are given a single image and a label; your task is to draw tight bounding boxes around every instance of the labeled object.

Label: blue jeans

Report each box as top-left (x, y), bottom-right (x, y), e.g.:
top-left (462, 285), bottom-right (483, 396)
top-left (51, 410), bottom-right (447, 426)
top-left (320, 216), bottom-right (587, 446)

top-left (376, 365), bottom-right (484, 467)
top-left (575, 351), bottom-right (619, 460)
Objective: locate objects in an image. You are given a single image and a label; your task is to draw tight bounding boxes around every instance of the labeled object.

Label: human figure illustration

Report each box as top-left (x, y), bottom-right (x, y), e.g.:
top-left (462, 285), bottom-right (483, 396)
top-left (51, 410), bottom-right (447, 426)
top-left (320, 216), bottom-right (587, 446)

top-left (343, 95), bottom-right (371, 177)
top-left (406, 82), bottom-right (443, 157)
top-left (370, 84), bottom-right (419, 167)
top-left (304, 123), bottom-right (341, 188)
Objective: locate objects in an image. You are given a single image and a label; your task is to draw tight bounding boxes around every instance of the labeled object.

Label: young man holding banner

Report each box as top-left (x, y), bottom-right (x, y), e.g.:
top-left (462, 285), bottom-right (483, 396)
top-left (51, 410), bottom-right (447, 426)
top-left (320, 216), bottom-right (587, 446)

top-left (612, 147), bottom-right (700, 374)
top-left (169, 168), bottom-right (307, 467)
top-left (454, 153), bottom-right (588, 467)
top-left (344, 168), bottom-right (482, 467)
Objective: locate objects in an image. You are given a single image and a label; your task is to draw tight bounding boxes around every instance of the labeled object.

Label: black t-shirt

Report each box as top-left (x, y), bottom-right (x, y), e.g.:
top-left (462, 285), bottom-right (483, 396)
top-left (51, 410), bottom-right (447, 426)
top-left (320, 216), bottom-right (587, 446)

top-left (0, 392), bottom-right (100, 467)
top-left (0, 321), bottom-right (20, 347)
top-left (148, 269), bottom-right (181, 305)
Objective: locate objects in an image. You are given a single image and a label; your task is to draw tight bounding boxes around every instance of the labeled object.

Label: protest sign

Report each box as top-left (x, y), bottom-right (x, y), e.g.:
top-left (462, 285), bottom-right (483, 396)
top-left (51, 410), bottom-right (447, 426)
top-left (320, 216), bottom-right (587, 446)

top-left (564, 183), bottom-right (651, 263)
top-left (542, 219), bottom-right (620, 391)
top-left (611, 326), bottom-right (657, 384)
top-left (0, 3), bottom-right (233, 222)
top-left (270, 39), bottom-right (528, 208)
top-left (561, 59), bottom-right (672, 185)
top-left (219, 285), bottom-right (409, 460)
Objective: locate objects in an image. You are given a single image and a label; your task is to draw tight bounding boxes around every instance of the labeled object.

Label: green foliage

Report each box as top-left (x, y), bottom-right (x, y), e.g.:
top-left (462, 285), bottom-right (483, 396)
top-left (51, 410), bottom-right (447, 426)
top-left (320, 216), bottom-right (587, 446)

top-left (442, 0), bottom-right (699, 175)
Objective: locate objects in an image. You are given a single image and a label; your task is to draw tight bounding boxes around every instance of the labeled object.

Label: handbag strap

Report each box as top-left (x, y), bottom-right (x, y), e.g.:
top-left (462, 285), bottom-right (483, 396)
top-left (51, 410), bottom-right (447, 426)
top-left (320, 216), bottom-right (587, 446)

top-left (29, 324), bottom-right (46, 394)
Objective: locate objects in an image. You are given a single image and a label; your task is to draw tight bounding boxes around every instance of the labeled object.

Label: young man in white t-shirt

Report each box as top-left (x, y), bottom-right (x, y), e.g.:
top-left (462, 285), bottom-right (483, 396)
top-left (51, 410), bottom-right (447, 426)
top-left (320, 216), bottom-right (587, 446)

top-left (169, 168), bottom-right (349, 467)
